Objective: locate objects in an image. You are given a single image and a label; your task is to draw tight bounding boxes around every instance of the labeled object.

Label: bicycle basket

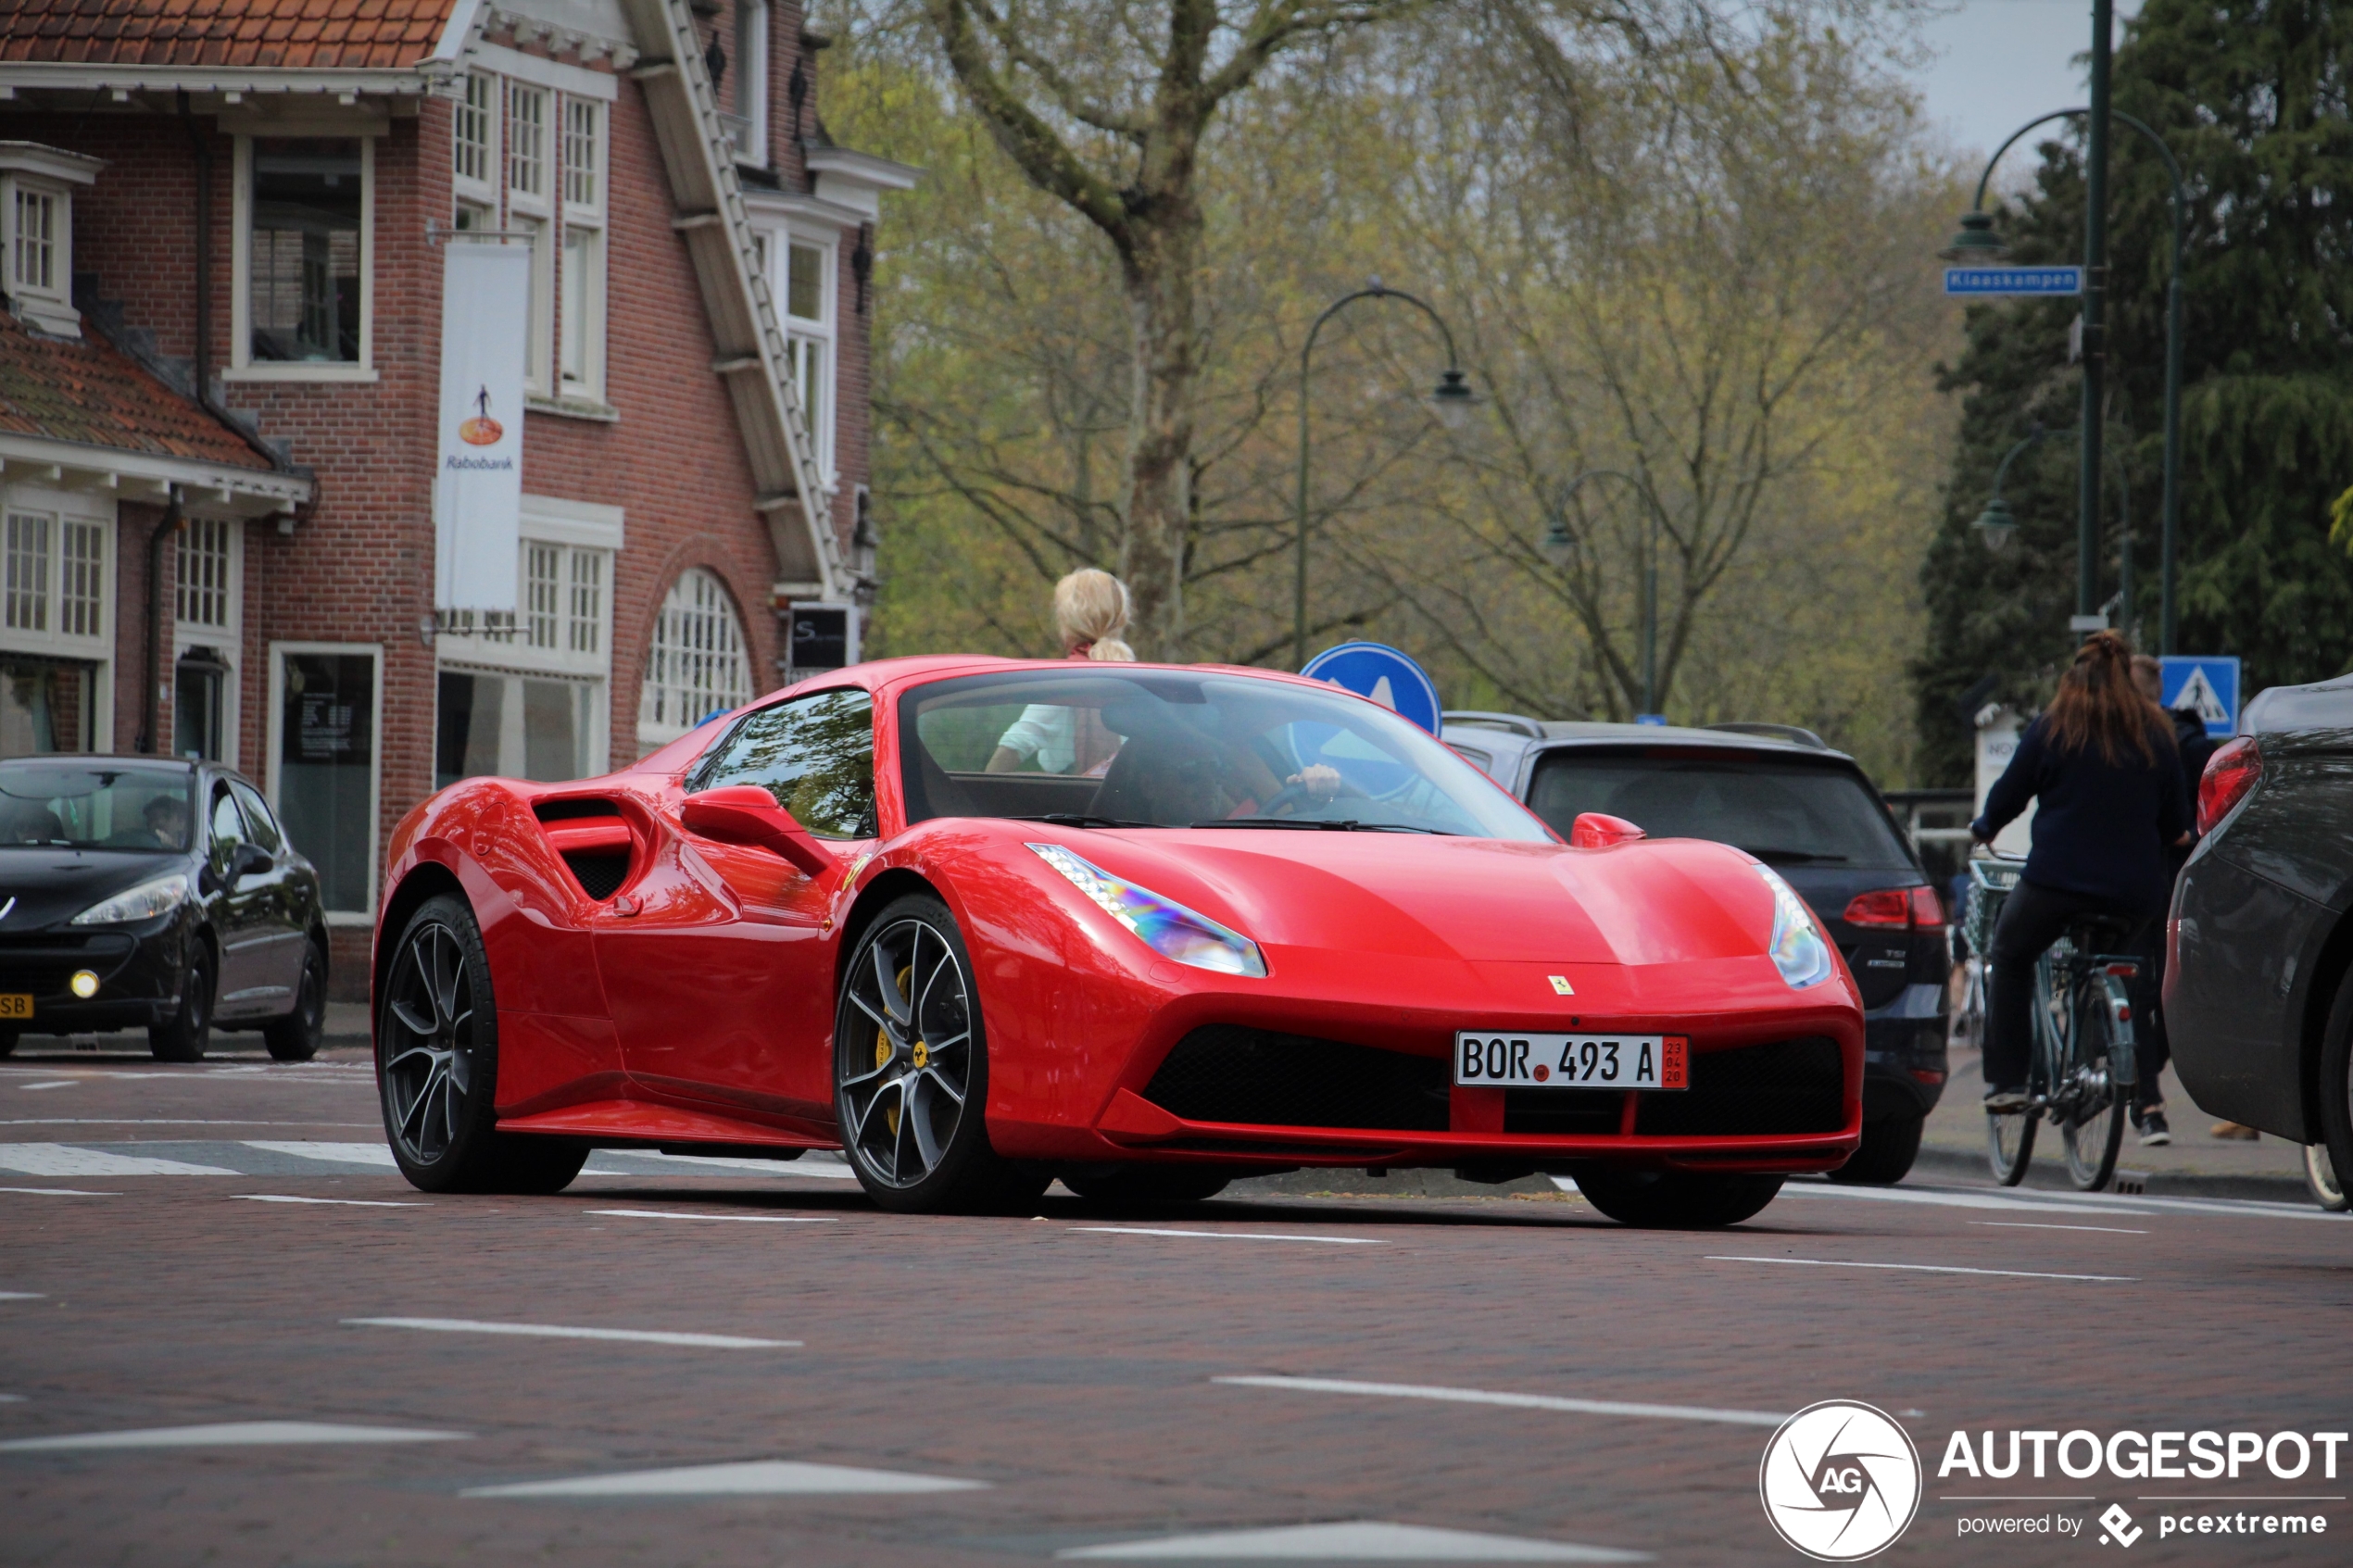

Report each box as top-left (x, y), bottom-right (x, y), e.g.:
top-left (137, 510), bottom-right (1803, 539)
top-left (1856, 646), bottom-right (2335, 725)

top-left (1963, 859), bottom-right (2023, 954)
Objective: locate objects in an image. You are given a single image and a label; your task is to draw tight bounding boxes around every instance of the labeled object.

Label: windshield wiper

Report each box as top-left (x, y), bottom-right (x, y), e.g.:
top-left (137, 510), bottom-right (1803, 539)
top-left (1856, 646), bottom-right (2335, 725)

top-left (1005, 813), bottom-right (1159, 830)
top-left (1740, 846), bottom-right (1850, 864)
top-left (1192, 818), bottom-right (1453, 834)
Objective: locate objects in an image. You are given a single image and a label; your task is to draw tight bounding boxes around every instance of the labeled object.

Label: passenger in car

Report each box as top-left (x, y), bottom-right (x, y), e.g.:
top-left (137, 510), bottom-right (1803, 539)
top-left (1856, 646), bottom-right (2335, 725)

top-left (988, 569), bottom-right (1135, 777)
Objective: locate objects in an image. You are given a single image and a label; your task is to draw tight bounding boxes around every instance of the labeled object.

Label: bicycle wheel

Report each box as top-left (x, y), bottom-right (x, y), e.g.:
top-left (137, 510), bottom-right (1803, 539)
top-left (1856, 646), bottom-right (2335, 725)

top-left (2058, 996), bottom-right (2127, 1192)
top-left (1988, 1101), bottom-right (2038, 1185)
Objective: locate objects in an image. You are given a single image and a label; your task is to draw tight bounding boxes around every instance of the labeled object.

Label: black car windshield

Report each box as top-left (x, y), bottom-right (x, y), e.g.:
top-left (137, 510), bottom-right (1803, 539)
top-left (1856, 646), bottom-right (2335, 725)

top-left (1526, 749), bottom-right (1915, 870)
top-left (901, 670), bottom-right (1550, 841)
top-left (0, 763), bottom-right (195, 851)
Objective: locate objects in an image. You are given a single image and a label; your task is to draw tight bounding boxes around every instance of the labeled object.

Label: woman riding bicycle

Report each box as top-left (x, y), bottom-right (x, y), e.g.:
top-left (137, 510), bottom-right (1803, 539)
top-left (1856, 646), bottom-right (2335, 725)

top-left (1970, 631), bottom-right (2192, 1114)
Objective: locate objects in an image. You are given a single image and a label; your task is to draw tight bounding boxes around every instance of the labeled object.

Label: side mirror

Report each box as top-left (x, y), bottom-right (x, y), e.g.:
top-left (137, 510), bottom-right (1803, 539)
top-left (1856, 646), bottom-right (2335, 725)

top-left (1569, 811), bottom-right (1646, 849)
top-left (681, 785), bottom-right (838, 877)
top-left (229, 841), bottom-right (273, 881)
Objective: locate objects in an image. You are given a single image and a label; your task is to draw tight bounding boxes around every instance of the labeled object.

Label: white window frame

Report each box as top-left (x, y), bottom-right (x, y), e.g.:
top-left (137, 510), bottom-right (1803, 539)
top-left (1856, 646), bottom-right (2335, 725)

top-left (265, 641), bottom-right (384, 923)
top-left (0, 489), bottom-right (114, 662)
top-left (452, 70), bottom-right (498, 207)
top-left (777, 231), bottom-right (837, 483)
top-left (637, 567), bottom-right (752, 753)
top-left (557, 94), bottom-right (607, 403)
top-left (227, 132), bottom-right (378, 383)
top-left (172, 515), bottom-right (244, 767)
top-left (2, 176), bottom-right (71, 327)
top-left (731, 0), bottom-right (770, 169)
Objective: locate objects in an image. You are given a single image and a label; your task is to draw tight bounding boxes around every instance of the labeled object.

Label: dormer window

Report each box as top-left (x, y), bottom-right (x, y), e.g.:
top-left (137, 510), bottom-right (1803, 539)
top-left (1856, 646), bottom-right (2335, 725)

top-left (0, 141), bottom-right (105, 339)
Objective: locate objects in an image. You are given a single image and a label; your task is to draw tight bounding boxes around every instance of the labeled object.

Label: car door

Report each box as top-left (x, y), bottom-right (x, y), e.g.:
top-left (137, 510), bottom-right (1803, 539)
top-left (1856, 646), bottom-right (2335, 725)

top-left (201, 779), bottom-right (277, 1016)
top-left (595, 687), bottom-right (877, 1120)
top-left (227, 778), bottom-right (308, 1002)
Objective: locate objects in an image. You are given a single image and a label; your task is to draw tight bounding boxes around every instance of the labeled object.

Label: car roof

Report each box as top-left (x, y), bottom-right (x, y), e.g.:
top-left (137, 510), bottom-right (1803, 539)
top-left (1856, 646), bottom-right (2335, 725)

top-left (1440, 714), bottom-right (1857, 764)
top-left (0, 754), bottom-right (204, 774)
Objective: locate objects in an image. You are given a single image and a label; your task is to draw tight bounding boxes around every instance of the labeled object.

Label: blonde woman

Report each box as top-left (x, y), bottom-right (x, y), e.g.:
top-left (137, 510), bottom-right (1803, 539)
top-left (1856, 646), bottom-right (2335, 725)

top-left (987, 570), bottom-right (1134, 774)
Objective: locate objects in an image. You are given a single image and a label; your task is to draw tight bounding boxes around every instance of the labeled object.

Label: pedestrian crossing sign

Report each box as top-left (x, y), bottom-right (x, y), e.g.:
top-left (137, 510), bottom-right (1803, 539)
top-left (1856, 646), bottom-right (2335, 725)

top-left (2158, 655), bottom-right (2240, 738)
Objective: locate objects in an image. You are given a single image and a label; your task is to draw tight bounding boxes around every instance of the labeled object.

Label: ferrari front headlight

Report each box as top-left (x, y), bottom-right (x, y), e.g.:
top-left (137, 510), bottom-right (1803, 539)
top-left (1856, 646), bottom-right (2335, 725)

top-left (1755, 864), bottom-right (1834, 989)
top-left (1027, 843), bottom-right (1267, 977)
top-left (70, 872), bottom-right (191, 926)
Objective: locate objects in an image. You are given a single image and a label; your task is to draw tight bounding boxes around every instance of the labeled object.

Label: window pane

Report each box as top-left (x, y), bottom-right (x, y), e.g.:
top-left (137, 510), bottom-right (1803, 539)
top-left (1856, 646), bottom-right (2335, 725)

top-left (454, 199), bottom-right (496, 232)
top-left (560, 226), bottom-right (590, 386)
top-left (177, 517), bottom-right (232, 628)
top-left (455, 73), bottom-right (494, 183)
top-left (639, 568), bottom-right (749, 740)
top-left (568, 549), bottom-right (603, 655)
top-left (278, 651), bottom-right (375, 911)
top-left (230, 780), bottom-right (283, 852)
top-left (786, 242), bottom-right (823, 320)
top-left (5, 511), bottom-right (49, 632)
top-left (513, 214), bottom-right (549, 385)
top-left (563, 98), bottom-right (599, 207)
top-left (0, 657), bottom-right (97, 759)
top-left (173, 650), bottom-right (228, 760)
top-left (249, 138), bottom-right (362, 363)
top-left (526, 543), bottom-right (560, 648)
top-left (509, 84), bottom-right (548, 195)
top-left (522, 678), bottom-right (585, 781)
top-left (1525, 754), bottom-right (1916, 870)
top-left (13, 188), bottom-right (55, 292)
top-left (693, 688), bottom-right (875, 839)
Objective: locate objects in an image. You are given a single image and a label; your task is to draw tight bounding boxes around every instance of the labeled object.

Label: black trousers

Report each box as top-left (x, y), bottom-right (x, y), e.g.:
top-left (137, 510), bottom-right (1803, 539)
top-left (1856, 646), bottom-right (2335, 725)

top-left (1983, 879), bottom-right (2157, 1093)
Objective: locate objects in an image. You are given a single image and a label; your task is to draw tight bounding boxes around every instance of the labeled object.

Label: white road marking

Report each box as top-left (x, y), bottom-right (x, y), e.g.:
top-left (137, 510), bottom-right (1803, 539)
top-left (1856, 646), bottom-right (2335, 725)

top-left (1058, 1521), bottom-right (1649, 1561)
top-left (1213, 1375), bottom-right (1785, 1428)
top-left (1077, 1226), bottom-right (1385, 1246)
top-left (19, 1082), bottom-right (76, 1091)
top-left (0, 1292), bottom-right (44, 1301)
top-left (0, 1395), bottom-right (23, 1403)
top-left (461, 1459), bottom-right (985, 1498)
top-left (585, 1209), bottom-right (837, 1224)
top-left (0, 1420), bottom-right (467, 1452)
top-left (0, 1187), bottom-right (116, 1197)
top-left (236, 1195), bottom-right (428, 1209)
top-left (1753, 1179), bottom-right (2156, 1218)
top-left (585, 1150), bottom-right (860, 1179)
top-left (1971, 1221), bottom-right (2149, 1236)
top-left (0, 1145), bottom-right (236, 1177)
top-left (345, 1316), bottom-right (798, 1348)
top-left (1707, 1255), bottom-right (2135, 1283)
top-left (241, 1140), bottom-right (398, 1167)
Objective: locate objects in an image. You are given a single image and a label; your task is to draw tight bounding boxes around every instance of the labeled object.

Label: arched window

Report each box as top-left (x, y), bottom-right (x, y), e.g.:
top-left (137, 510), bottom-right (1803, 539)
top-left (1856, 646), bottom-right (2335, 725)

top-left (638, 568), bottom-right (750, 752)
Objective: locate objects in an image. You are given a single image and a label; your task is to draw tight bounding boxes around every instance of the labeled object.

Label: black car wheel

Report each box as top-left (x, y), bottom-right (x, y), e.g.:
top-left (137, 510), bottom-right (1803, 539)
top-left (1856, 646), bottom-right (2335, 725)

top-left (0, 1027), bottom-right (16, 1060)
top-left (263, 942), bottom-right (327, 1062)
top-left (2317, 966), bottom-right (2353, 1213)
top-left (1827, 1112), bottom-right (1924, 1186)
top-left (834, 894), bottom-right (1048, 1214)
top-left (377, 894), bottom-right (585, 1195)
top-left (1567, 1165), bottom-right (1784, 1228)
top-left (148, 941), bottom-right (215, 1062)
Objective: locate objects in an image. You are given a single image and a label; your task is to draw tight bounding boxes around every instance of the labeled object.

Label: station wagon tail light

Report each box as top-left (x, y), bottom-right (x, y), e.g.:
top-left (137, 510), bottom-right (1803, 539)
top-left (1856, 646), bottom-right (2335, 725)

top-left (1755, 864), bottom-right (1835, 989)
top-left (1027, 843), bottom-right (1267, 977)
top-left (69, 872), bottom-right (191, 926)
top-left (1842, 885), bottom-right (1945, 929)
top-left (2196, 735), bottom-right (2261, 834)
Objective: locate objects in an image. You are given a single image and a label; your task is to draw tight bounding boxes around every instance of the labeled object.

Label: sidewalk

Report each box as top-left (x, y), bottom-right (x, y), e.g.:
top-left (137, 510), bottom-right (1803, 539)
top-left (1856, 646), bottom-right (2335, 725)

top-left (1926, 1043), bottom-right (2313, 1202)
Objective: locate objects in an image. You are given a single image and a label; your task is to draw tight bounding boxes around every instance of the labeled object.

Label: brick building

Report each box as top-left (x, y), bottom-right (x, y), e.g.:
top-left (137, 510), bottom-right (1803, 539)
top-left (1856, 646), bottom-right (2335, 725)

top-left (0, 0), bottom-right (912, 993)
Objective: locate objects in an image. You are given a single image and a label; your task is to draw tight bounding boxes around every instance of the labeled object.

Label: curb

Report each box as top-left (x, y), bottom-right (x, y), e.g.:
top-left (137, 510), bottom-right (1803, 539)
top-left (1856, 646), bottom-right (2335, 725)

top-left (1909, 1140), bottom-right (2314, 1206)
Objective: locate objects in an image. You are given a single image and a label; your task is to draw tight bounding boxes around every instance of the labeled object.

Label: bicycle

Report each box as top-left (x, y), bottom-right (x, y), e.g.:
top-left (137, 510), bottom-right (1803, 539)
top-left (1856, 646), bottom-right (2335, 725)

top-left (1962, 856), bottom-right (2142, 1191)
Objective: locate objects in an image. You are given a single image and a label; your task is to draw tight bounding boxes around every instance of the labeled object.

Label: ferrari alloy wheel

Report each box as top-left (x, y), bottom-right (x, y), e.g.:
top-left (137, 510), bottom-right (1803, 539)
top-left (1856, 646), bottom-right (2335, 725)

top-left (1566, 1165), bottom-right (1784, 1229)
top-left (377, 894), bottom-right (585, 1196)
top-left (835, 894), bottom-right (1046, 1213)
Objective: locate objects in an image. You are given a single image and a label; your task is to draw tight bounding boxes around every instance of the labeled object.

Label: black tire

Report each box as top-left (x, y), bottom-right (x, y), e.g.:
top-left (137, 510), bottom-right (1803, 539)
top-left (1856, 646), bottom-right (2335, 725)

top-left (2058, 1004), bottom-right (2128, 1192)
top-left (0, 1027), bottom-right (16, 1060)
top-left (262, 942), bottom-right (327, 1062)
top-left (2304, 1143), bottom-right (2348, 1213)
top-left (1567, 1165), bottom-right (1784, 1228)
top-left (2317, 964), bottom-right (2353, 1216)
top-left (1061, 1166), bottom-right (1233, 1205)
top-left (148, 941), bottom-right (215, 1062)
top-left (834, 894), bottom-right (1047, 1214)
top-left (377, 894), bottom-right (587, 1195)
top-left (1828, 1113), bottom-right (1924, 1186)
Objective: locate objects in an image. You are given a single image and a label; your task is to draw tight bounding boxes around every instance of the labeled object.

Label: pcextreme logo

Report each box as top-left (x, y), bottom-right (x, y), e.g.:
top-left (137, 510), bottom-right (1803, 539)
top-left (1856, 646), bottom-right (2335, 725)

top-left (1760, 1400), bottom-right (1923, 1562)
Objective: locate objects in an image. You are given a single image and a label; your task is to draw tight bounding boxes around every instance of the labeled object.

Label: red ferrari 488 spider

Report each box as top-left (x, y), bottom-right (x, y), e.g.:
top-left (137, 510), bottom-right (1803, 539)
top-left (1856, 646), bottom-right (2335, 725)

top-left (372, 658), bottom-right (1863, 1226)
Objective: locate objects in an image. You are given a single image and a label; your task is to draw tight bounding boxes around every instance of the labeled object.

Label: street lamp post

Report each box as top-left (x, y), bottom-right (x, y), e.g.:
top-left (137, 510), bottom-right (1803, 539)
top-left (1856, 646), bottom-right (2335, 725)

top-left (1973, 424), bottom-right (2138, 631)
top-left (1294, 282), bottom-right (1475, 671)
top-left (1941, 89), bottom-right (2189, 649)
top-left (1540, 469), bottom-right (1674, 718)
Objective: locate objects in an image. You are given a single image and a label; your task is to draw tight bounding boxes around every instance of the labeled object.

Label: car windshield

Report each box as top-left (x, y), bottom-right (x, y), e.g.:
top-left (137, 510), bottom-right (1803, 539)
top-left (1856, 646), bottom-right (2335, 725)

top-left (901, 670), bottom-right (1550, 841)
top-left (0, 762), bottom-right (195, 851)
top-left (1526, 749), bottom-right (1915, 870)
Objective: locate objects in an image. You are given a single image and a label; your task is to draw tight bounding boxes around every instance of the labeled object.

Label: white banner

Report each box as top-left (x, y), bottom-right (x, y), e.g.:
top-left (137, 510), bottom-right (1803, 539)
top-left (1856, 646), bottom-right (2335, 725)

top-left (433, 242), bottom-right (530, 615)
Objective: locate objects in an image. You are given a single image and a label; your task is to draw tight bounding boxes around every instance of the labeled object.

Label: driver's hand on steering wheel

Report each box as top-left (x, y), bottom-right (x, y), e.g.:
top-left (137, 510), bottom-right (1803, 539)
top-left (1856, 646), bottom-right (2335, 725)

top-left (1288, 763), bottom-right (1342, 802)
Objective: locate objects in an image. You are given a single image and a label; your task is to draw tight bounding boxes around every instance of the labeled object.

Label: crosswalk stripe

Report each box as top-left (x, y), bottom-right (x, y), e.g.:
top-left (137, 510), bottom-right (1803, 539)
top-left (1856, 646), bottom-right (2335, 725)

top-left (0, 1145), bottom-right (237, 1177)
top-left (240, 1140), bottom-right (399, 1167)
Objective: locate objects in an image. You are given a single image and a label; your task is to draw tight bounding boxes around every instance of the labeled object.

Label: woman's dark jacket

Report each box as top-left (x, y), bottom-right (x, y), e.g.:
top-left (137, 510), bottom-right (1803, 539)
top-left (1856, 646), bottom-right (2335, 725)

top-left (1970, 714), bottom-right (2192, 913)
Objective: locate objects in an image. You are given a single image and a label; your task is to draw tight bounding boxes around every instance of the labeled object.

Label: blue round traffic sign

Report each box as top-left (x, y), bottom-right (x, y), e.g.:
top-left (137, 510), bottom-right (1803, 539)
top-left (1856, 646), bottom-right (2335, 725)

top-left (1300, 641), bottom-right (1442, 734)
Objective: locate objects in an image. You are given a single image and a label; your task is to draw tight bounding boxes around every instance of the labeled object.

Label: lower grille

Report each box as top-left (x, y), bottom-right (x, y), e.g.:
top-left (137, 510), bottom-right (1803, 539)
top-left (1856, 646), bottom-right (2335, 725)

top-left (1504, 1090), bottom-right (1624, 1135)
top-left (1635, 1035), bottom-right (1845, 1136)
top-left (562, 851), bottom-right (630, 901)
top-left (0, 935), bottom-right (138, 996)
top-left (1142, 1025), bottom-right (1450, 1132)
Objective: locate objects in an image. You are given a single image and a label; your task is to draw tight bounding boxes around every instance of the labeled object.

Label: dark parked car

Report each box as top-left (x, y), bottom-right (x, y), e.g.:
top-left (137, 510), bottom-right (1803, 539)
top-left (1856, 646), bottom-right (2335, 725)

top-left (0, 757), bottom-right (328, 1061)
top-left (1441, 714), bottom-right (1949, 1183)
top-left (2166, 675), bottom-right (2353, 1188)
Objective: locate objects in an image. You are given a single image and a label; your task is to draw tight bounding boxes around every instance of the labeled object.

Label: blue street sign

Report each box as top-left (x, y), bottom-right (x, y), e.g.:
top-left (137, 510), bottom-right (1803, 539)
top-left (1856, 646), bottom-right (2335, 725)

top-left (1300, 641), bottom-right (1442, 734)
top-left (1635, 714), bottom-right (1667, 726)
top-left (2159, 655), bottom-right (2241, 738)
top-left (1944, 266), bottom-right (2085, 296)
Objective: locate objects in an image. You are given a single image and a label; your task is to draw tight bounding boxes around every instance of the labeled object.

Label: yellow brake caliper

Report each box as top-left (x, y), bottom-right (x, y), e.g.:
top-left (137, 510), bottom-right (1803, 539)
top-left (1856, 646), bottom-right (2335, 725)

top-left (884, 962), bottom-right (915, 1138)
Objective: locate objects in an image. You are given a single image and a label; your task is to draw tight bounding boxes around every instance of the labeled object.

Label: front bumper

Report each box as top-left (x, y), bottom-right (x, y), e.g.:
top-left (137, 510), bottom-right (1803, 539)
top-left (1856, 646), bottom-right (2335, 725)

top-left (0, 924), bottom-right (187, 1035)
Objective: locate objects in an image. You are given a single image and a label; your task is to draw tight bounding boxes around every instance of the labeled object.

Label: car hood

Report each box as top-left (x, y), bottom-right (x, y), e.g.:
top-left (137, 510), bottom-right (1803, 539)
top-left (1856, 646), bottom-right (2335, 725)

top-left (0, 848), bottom-right (187, 931)
top-left (1071, 829), bottom-right (1774, 967)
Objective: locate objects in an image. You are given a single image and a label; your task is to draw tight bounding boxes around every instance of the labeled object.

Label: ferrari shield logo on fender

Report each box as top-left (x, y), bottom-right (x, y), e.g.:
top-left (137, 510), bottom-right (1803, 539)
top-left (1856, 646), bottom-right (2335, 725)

top-left (1759, 1400), bottom-right (1920, 1561)
top-left (1547, 975), bottom-right (1574, 995)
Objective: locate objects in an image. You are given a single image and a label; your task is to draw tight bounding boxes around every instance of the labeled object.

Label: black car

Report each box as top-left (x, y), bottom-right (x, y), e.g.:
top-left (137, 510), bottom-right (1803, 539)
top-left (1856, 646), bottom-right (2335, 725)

top-left (1441, 714), bottom-right (1951, 1184)
top-left (0, 756), bottom-right (329, 1061)
top-left (2166, 675), bottom-right (2353, 1183)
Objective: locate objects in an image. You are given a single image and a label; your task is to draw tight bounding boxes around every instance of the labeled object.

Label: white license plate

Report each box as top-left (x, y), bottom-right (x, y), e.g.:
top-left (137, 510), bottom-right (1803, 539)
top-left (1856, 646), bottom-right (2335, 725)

top-left (1453, 1032), bottom-right (1687, 1089)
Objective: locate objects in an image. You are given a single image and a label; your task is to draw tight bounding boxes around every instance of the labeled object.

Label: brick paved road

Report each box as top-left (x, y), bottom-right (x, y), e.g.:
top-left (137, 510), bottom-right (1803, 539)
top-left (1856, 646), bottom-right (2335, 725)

top-left (3, 1047), bottom-right (2348, 1566)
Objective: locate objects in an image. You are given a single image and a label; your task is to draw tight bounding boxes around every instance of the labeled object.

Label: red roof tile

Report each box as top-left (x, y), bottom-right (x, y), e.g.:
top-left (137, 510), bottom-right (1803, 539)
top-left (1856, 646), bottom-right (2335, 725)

top-left (0, 309), bottom-right (273, 472)
top-left (0, 0), bottom-right (459, 70)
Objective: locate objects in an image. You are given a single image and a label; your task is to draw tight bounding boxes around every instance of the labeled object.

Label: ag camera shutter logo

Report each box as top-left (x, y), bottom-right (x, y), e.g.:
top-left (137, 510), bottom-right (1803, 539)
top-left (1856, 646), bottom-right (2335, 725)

top-left (1760, 1400), bottom-right (1922, 1561)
